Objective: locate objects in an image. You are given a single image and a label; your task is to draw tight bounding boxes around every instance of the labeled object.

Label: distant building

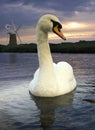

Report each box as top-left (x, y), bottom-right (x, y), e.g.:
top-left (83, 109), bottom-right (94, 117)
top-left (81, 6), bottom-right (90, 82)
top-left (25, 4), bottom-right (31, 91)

top-left (5, 22), bottom-right (21, 46)
top-left (8, 33), bottom-right (17, 46)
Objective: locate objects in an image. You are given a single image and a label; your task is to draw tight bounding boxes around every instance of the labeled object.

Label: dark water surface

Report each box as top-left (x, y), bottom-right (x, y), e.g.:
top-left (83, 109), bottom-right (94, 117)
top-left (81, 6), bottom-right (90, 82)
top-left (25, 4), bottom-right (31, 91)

top-left (0, 53), bottom-right (95, 130)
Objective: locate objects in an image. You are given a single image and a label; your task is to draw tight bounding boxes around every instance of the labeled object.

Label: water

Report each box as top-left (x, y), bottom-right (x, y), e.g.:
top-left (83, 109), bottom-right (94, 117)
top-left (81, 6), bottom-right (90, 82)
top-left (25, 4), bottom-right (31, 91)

top-left (0, 53), bottom-right (95, 130)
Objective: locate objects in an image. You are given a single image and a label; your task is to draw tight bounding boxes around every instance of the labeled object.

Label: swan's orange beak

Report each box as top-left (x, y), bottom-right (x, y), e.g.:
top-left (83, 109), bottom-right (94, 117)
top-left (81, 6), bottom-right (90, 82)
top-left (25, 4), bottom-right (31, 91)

top-left (53, 25), bottom-right (66, 40)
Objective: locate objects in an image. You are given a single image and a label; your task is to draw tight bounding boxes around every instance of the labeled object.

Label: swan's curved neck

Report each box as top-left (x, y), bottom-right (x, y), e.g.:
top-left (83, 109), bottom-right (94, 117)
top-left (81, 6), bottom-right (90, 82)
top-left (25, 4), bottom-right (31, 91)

top-left (37, 30), bottom-right (53, 70)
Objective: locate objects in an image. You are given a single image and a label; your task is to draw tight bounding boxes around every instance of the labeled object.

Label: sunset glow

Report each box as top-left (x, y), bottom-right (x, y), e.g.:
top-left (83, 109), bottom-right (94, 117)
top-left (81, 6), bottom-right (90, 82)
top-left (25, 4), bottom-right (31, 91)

top-left (69, 22), bottom-right (85, 29)
top-left (1, 21), bottom-right (95, 45)
top-left (63, 21), bottom-right (87, 30)
top-left (0, 0), bottom-right (95, 45)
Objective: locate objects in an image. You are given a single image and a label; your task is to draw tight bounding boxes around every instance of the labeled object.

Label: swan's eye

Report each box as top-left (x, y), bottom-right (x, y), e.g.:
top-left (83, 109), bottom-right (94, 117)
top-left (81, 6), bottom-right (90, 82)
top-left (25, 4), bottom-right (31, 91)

top-left (51, 19), bottom-right (62, 29)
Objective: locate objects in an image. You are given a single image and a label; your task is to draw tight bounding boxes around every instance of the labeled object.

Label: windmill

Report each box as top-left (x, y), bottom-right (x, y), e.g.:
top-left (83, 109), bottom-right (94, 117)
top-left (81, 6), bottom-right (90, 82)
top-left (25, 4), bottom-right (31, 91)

top-left (5, 21), bottom-right (22, 46)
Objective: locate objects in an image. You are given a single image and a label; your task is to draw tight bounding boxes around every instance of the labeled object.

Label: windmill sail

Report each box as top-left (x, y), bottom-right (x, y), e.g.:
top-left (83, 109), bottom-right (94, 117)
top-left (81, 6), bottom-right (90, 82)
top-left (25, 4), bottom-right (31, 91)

top-left (5, 24), bottom-right (11, 31)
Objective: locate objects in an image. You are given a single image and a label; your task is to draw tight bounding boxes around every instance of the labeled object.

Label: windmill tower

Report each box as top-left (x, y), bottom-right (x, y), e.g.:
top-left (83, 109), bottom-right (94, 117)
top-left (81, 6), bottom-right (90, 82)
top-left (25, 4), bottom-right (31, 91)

top-left (5, 22), bottom-right (21, 46)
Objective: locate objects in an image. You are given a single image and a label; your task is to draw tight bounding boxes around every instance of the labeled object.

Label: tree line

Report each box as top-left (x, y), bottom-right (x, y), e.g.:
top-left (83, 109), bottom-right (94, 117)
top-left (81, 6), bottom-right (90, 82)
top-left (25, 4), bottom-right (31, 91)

top-left (0, 40), bottom-right (95, 53)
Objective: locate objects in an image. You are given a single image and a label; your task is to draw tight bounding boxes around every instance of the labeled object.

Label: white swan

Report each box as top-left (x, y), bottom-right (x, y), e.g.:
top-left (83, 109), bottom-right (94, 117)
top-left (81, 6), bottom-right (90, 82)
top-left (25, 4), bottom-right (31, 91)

top-left (29, 14), bottom-right (76, 97)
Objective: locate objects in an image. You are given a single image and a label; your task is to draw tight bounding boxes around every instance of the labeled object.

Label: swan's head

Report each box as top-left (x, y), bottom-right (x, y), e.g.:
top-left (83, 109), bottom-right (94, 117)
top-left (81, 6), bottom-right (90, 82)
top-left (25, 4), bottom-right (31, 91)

top-left (37, 14), bottom-right (66, 40)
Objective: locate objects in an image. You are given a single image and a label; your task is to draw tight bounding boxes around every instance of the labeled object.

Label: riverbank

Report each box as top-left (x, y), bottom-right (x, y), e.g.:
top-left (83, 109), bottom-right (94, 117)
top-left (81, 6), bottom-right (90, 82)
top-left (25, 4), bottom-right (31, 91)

top-left (0, 40), bottom-right (95, 53)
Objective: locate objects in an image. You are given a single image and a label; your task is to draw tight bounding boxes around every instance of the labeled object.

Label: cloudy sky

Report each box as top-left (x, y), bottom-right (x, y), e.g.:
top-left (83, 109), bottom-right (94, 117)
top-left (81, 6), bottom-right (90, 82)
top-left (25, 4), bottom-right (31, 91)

top-left (0, 0), bottom-right (95, 45)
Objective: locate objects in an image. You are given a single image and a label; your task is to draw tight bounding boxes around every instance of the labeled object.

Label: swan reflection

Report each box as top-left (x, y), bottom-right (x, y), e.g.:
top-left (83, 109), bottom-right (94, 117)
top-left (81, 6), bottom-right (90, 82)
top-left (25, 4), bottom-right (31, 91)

top-left (29, 90), bottom-right (75, 129)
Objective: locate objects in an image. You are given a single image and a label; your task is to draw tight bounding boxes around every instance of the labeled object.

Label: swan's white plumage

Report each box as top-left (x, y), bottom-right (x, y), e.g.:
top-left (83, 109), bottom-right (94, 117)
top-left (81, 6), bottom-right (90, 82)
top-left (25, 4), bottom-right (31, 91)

top-left (29, 14), bottom-right (76, 97)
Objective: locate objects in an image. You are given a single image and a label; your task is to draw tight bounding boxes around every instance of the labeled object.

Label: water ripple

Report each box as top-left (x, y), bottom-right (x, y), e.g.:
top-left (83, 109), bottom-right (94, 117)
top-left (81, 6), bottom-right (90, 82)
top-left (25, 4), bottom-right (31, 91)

top-left (0, 53), bottom-right (95, 130)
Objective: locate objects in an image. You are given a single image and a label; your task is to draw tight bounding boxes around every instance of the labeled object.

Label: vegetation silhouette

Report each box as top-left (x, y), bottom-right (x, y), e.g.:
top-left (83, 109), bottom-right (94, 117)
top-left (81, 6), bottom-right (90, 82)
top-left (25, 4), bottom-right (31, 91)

top-left (0, 40), bottom-right (95, 53)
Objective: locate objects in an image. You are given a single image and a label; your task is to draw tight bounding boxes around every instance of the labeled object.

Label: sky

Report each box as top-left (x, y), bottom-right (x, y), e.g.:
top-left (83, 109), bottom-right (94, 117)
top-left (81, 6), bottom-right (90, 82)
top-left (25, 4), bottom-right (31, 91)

top-left (0, 0), bottom-right (95, 45)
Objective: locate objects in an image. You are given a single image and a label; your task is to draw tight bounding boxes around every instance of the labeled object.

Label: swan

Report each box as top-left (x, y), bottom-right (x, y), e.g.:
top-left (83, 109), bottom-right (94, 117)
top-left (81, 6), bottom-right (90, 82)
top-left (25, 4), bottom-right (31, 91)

top-left (29, 14), bottom-right (76, 97)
